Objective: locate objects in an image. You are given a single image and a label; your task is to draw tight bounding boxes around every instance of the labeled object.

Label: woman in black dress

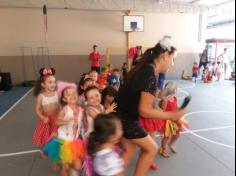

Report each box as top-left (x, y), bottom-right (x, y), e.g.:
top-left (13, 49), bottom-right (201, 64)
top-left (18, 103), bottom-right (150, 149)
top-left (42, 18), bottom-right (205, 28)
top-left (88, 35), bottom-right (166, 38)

top-left (115, 36), bottom-right (186, 176)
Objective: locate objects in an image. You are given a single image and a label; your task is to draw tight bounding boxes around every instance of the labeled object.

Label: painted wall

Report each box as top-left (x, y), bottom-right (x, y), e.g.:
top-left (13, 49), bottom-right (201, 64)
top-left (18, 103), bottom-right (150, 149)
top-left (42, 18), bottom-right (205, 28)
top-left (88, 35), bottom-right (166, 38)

top-left (0, 8), bottom-right (207, 84)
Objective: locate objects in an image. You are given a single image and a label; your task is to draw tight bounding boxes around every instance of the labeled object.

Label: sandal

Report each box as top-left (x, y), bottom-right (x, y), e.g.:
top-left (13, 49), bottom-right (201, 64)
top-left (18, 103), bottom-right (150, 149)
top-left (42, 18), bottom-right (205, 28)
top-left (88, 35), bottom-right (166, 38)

top-left (160, 147), bottom-right (170, 158)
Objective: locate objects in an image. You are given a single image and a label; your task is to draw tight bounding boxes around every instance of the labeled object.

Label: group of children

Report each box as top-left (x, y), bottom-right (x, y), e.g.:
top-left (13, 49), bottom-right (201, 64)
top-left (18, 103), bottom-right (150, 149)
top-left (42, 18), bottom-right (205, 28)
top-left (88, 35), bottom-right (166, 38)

top-left (32, 66), bottom-right (187, 176)
top-left (192, 61), bottom-right (223, 83)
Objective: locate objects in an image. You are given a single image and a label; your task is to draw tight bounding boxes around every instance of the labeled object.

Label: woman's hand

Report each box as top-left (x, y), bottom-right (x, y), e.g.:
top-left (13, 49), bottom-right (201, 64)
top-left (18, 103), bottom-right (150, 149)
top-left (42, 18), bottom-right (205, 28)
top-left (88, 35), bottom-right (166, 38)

top-left (170, 108), bottom-right (187, 121)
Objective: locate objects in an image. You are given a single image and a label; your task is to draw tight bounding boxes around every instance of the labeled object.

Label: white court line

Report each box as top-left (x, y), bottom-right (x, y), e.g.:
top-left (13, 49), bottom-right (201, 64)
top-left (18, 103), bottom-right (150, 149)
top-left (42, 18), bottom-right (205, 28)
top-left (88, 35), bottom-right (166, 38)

top-left (183, 111), bottom-right (235, 149)
top-left (0, 88), bottom-right (33, 121)
top-left (1, 126), bottom-right (234, 158)
top-left (184, 111), bottom-right (235, 118)
top-left (0, 149), bottom-right (40, 158)
top-left (156, 125), bottom-right (235, 137)
top-left (185, 128), bottom-right (235, 149)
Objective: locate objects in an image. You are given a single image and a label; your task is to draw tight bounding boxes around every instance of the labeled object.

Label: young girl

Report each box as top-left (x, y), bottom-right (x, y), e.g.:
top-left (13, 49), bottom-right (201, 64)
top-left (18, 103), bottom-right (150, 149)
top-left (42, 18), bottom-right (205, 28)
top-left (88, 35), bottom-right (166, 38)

top-left (216, 61), bottom-right (222, 81)
top-left (192, 62), bottom-right (199, 83)
top-left (101, 86), bottom-right (118, 111)
top-left (43, 82), bottom-right (85, 176)
top-left (87, 113), bottom-right (124, 176)
top-left (32, 68), bottom-right (60, 151)
top-left (83, 86), bottom-right (116, 138)
top-left (160, 81), bottom-right (188, 158)
top-left (78, 76), bottom-right (94, 107)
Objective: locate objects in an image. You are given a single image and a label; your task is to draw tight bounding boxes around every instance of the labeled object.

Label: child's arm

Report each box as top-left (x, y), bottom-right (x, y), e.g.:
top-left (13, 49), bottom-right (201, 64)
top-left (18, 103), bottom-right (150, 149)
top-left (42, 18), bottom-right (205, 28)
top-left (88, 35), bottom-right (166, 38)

top-left (161, 98), bottom-right (168, 111)
top-left (87, 107), bottom-right (99, 119)
top-left (55, 108), bottom-right (74, 126)
top-left (35, 95), bottom-right (48, 123)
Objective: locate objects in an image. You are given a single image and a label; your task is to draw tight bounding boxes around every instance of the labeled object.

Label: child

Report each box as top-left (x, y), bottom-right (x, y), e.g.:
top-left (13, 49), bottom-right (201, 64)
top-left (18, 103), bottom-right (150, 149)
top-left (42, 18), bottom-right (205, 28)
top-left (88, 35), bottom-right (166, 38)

top-left (43, 82), bottom-right (85, 176)
top-left (78, 76), bottom-right (94, 107)
top-left (83, 86), bottom-right (116, 138)
top-left (101, 86), bottom-right (118, 111)
top-left (160, 81), bottom-right (188, 158)
top-left (192, 62), bottom-right (199, 83)
top-left (97, 66), bottom-right (108, 90)
top-left (216, 61), bottom-right (222, 81)
top-left (157, 73), bottom-right (166, 90)
top-left (87, 113), bottom-right (124, 176)
top-left (107, 69), bottom-right (121, 91)
top-left (88, 70), bottom-right (99, 86)
top-left (121, 62), bottom-right (128, 79)
top-left (32, 68), bottom-right (60, 151)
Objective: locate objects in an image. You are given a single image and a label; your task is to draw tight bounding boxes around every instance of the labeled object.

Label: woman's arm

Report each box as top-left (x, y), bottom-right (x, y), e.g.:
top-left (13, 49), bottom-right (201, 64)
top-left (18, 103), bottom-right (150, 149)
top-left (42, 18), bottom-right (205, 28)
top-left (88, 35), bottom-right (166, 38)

top-left (139, 92), bottom-right (185, 121)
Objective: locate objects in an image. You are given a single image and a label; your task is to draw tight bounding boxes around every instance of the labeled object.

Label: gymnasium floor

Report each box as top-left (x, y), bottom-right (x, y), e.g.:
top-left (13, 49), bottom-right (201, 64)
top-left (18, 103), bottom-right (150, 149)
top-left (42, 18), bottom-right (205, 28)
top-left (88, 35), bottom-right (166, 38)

top-left (0, 80), bottom-right (235, 176)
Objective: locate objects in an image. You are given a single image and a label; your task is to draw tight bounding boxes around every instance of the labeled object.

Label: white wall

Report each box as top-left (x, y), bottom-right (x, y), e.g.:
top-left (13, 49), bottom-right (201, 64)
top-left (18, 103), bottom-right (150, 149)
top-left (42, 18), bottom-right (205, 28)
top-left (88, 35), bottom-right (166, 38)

top-left (0, 8), bottom-right (207, 84)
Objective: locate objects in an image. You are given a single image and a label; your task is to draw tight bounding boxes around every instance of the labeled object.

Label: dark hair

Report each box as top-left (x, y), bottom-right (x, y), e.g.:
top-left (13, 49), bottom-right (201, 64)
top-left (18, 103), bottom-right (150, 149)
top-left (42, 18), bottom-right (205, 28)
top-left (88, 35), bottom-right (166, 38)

top-left (101, 86), bottom-right (118, 105)
top-left (87, 113), bottom-right (121, 155)
top-left (78, 76), bottom-right (93, 95)
top-left (125, 43), bottom-right (176, 83)
top-left (84, 86), bottom-right (100, 100)
top-left (112, 68), bottom-right (120, 73)
top-left (93, 45), bottom-right (98, 49)
top-left (34, 68), bottom-right (56, 96)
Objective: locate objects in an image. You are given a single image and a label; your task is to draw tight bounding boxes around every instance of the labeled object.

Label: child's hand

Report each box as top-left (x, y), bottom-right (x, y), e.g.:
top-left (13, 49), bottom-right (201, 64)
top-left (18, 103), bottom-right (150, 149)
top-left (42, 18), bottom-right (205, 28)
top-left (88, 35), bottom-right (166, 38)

top-left (106, 102), bottom-right (117, 113)
top-left (66, 118), bottom-right (74, 124)
top-left (42, 116), bottom-right (49, 123)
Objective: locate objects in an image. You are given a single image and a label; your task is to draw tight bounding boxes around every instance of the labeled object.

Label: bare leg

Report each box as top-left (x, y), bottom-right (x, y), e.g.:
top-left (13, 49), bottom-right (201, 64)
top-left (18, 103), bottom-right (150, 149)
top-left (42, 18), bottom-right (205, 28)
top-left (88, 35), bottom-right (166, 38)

top-left (73, 159), bottom-right (82, 172)
top-left (121, 137), bottom-right (137, 169)
top-left (61, 163), bottom-right (70, 176)
top-left (131, 135), bottom-right (158, 176)
top-left (169, 133), bottom-right (180, 153)
top-left (160, 136), bottom-right (170, 157)
top-left (224, 63), bottom-right (227, 78)
top-left (149, 132), bottom-right (158, 170)
top-left (149, 132), bottom-right (156, 140)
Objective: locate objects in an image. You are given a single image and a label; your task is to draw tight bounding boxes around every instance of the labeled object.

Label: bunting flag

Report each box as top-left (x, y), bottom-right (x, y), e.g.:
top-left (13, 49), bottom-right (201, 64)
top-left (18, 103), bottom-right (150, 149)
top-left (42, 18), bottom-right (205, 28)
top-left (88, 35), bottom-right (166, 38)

top-left (43, 5), bottom-right (48, 42)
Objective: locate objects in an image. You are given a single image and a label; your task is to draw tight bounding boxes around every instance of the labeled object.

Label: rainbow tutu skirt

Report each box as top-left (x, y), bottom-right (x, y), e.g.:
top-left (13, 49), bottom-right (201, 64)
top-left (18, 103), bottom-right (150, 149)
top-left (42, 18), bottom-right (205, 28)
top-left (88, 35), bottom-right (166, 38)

top-left (43, 138), bottom-right (85, 164)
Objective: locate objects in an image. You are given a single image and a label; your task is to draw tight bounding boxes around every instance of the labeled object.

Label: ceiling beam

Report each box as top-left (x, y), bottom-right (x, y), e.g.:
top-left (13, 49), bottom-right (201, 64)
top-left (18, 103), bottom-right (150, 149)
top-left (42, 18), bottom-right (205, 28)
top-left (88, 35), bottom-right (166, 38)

top-left (189, 0), bottom-right (201, 4)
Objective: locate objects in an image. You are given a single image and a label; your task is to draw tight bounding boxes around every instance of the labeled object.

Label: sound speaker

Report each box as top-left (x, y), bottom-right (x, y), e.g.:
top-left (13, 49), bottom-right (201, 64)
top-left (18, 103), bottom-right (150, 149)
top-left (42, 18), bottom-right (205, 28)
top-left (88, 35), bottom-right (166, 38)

top-left (0, 72), bottom-right (12, 91)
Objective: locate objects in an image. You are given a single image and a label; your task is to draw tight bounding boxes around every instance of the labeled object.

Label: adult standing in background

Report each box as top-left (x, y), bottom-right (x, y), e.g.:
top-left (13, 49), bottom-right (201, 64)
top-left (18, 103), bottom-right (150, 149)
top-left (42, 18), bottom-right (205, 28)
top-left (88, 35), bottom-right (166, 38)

top-left (115, 36), bottom-right (186, 176)
top-left (89, 45), bottom-right (102, 74)
top-left (199, 49), bottom-right (208, 70)
top-left (217, 48), bottom-right (229, 79)
top-left (128, 45), bottom-right (143, 70)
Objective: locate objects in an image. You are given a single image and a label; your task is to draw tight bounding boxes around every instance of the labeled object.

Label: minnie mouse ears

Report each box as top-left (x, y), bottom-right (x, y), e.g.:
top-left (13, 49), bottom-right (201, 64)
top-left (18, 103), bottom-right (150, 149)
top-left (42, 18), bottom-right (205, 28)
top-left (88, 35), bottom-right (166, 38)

top-left (39, 68), bottom-right (55, 77)
top-left (159, 36), bottom-right (174, 51)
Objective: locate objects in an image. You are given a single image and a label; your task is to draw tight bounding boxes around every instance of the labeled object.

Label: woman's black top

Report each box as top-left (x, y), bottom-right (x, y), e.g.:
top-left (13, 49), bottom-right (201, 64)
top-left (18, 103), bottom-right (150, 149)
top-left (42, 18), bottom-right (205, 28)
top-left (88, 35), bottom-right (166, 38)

top-left (114, 65), bottom-right (157, 139)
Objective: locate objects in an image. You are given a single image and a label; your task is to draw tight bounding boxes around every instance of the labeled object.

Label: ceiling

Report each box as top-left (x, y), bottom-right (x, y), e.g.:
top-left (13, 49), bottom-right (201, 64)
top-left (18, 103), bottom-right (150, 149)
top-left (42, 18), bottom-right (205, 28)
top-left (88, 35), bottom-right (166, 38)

top-left (0, 0), bottom-right (234, 14)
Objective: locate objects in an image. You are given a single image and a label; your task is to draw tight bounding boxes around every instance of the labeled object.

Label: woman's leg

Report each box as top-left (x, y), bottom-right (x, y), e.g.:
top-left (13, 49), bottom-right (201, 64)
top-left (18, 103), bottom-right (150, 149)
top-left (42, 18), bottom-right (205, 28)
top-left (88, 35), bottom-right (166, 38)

top-left (121, 137), bottom-right (137, 169)
top-left (130, 135), bottom-right (158, 176)
top-left (149, 132), bottom-right (158, 171)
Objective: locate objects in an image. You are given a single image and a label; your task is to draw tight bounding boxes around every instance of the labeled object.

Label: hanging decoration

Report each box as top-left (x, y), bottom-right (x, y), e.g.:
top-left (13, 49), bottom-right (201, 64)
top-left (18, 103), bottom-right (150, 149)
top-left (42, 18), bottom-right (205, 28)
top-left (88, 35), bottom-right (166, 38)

top-left (43, 5), bottom-right (48, 42)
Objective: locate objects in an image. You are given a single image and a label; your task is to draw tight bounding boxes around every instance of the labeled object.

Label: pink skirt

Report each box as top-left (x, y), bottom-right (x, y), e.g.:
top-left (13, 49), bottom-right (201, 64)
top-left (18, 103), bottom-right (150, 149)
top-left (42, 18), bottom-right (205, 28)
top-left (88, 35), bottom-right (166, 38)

top-left (139, 117), bottom-right (165, 133)
top-left (32, 114), bottom-right (58, 147)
